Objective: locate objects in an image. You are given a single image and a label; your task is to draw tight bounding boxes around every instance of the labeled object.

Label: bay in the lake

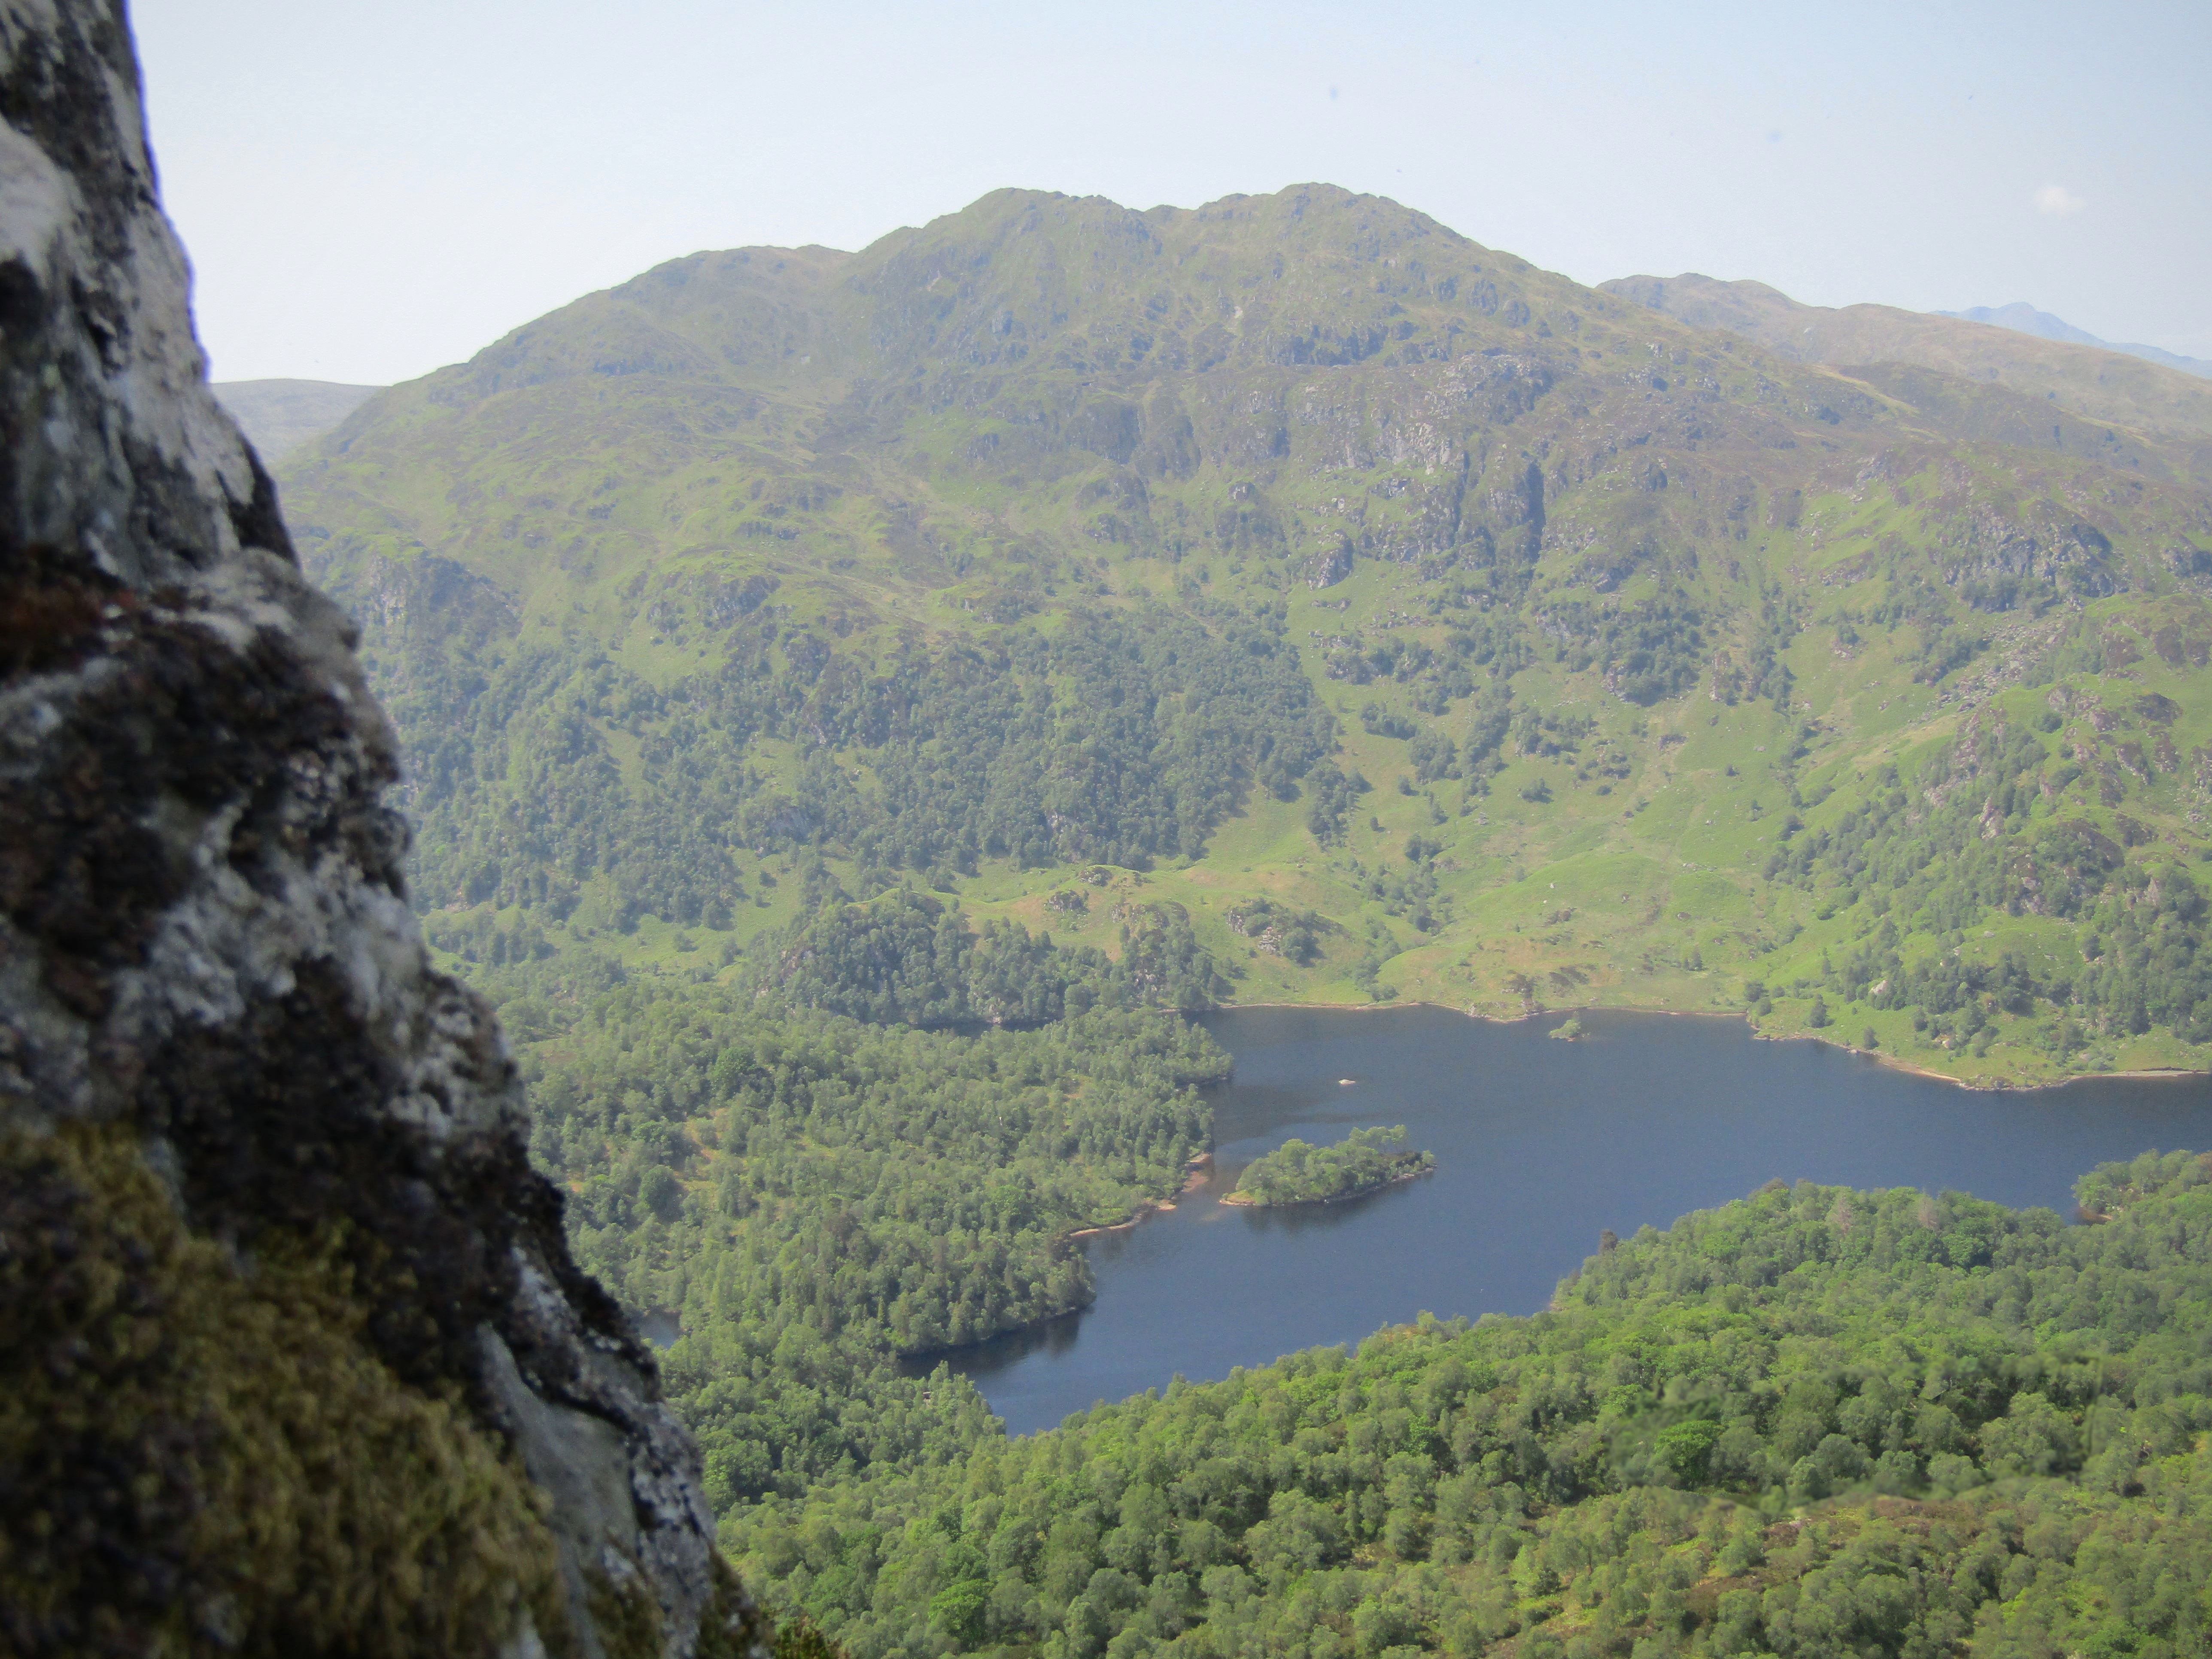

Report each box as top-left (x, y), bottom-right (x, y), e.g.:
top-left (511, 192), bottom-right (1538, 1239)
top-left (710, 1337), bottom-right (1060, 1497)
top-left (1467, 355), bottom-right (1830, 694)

top-left (933, 1004), bottom-right (2212, 1434)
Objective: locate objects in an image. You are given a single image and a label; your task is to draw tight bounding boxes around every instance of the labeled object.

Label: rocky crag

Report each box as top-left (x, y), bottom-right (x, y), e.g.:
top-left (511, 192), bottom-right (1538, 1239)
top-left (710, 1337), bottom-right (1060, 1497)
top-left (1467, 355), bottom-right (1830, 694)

top-left (0, 3), bottom-right (766, 1654)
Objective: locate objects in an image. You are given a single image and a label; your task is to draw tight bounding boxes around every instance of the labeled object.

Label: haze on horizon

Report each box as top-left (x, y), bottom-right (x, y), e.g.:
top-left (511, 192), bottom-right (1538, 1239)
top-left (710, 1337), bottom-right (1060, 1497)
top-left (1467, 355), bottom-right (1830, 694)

top-left (136, 0), bottom-right (2211, 387)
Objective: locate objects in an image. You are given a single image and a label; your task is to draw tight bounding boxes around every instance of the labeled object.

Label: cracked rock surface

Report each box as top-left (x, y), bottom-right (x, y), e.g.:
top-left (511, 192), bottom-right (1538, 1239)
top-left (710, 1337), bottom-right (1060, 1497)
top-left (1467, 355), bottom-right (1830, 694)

top-left (0, 3), bottom-right (762, 1654)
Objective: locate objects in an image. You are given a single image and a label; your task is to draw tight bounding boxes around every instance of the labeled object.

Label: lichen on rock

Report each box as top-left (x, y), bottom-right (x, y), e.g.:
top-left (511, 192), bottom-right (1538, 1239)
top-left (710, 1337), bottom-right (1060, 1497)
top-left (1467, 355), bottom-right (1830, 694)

top-left (0, 3), bottom-right (768, 1654)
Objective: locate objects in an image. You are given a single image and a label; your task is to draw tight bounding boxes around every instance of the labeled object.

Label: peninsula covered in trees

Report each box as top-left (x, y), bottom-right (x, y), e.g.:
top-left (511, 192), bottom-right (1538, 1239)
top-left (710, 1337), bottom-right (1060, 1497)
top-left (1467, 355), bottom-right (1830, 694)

top-left (1225, 1125), bottom-right (1436, 1207)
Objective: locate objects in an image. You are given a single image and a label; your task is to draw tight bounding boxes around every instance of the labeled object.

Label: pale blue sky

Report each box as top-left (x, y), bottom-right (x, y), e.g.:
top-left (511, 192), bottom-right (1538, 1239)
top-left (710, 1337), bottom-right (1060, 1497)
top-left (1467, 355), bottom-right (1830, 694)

top-left (132, 0), bottom-right (2211, 386)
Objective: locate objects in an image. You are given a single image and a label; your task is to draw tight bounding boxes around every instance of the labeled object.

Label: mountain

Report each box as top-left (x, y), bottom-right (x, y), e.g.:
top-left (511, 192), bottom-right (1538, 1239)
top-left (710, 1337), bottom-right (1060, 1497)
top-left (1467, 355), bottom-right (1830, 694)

top-left (1942, 301), bottom-right (2212, 380)
top-left (212, 376), bottom-right (382, 457)
top-left (1600, 272), bottom-right (2212, 443)
top-left (276, 184), bottom-right (2212, 1087)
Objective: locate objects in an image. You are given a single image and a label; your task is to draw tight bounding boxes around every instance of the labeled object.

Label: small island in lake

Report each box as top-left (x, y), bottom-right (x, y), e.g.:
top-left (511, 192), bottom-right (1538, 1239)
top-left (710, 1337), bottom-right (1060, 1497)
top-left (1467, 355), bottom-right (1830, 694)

top-left (1222, 1125), bottom-right (1436, 1208)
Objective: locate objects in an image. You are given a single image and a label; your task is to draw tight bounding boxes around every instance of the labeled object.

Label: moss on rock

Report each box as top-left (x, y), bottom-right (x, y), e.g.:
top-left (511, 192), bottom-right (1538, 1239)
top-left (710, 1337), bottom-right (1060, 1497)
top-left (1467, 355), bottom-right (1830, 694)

top-left (0, 1123), bottom-right (569, 1657)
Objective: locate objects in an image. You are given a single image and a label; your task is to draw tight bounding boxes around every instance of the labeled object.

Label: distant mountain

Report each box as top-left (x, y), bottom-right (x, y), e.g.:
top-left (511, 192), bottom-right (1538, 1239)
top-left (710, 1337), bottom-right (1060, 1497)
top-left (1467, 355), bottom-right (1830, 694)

top-left (1940, 302), bottom-right (2212, 380)
top-left (276, 184), bottom-right (2212, 1087)
top-left (213, 377), bottom-right (381, 459)
top-left (1600, 273), bottom-right (2212, 444)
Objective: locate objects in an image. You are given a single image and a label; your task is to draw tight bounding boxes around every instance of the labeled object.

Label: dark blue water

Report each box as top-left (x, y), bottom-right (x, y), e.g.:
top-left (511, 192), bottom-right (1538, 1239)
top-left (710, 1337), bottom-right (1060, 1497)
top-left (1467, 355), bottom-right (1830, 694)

top-left (944, 1006), bottom-right (2212, 1434)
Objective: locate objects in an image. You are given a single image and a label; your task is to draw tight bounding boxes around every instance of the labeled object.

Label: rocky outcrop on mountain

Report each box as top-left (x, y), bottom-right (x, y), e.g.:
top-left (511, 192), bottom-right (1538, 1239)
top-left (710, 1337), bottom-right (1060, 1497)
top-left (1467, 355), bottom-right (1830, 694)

top-left (0, 3), bottom-right (764, 1655)
top-left (1305, 535), bottom-right (1355, 588)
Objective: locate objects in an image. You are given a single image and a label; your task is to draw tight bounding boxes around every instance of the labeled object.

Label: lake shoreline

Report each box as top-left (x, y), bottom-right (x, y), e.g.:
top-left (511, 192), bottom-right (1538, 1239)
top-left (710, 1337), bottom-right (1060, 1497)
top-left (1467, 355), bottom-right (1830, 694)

top-left (901, 1160), bottom-right (1218, 1377)
top-left (1062, 1154), bottom-right (1213, 1243)
top-left (926, 1146), bottom-right (1442, 1376)
top-left (1209, 997), bottom-right (2209, 1093)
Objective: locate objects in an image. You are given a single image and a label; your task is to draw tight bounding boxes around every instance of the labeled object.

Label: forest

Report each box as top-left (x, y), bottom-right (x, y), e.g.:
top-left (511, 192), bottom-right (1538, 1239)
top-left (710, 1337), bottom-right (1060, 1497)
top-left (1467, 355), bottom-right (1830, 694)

top-left (339, 581), bottom-right (1341, 934)
top-left (341, 488), bottom-right (2212, 1082)
top-left (482, 932), bottom-right (1228, 1511)
top-left (1226, 1126), bottom-right (1437, 1208)
top-left (723, 1150), bottom-right (2212, 1659)
top-left (370, 486), bottom-right (2212, 1656)
top-left (1765, 705), bottom-right (2212, 1057)
top-left (767, 890), bottom-right (1233, 1028)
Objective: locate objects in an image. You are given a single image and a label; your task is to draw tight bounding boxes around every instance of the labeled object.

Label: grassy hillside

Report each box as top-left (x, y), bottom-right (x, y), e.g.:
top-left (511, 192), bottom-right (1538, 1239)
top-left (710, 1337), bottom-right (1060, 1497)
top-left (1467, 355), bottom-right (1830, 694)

top-left (274, 183), bottom-right (2212, 1085)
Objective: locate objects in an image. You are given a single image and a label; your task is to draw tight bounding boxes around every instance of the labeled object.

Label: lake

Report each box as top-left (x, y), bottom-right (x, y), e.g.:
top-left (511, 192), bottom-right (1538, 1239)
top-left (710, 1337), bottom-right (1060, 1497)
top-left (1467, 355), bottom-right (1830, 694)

top-left (936, 1005), bottom-right (2212, 1434)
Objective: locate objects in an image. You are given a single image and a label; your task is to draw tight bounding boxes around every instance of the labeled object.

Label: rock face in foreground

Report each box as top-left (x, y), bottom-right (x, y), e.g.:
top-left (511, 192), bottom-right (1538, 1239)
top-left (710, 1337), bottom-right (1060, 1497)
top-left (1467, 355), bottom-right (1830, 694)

top-left (0, 4), bottom-right (764, 1654)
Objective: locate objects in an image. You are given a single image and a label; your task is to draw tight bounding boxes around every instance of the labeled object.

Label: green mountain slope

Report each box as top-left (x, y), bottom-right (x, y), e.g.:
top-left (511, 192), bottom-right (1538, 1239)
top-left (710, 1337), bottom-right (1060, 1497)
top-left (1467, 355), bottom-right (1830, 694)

top-left (276, 184), bottom-right (2212, 1084)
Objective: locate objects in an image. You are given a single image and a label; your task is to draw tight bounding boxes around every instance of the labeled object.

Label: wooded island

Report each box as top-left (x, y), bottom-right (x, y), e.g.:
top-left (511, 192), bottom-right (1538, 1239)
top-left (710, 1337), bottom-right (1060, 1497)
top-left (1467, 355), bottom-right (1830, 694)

top-left (1225, 1124), bottom-right (1437, 1207)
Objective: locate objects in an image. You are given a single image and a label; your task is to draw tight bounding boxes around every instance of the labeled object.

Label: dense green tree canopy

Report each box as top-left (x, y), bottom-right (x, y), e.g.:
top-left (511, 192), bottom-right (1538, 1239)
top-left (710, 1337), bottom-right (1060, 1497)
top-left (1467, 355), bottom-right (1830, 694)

top-left (495, 946), bottom-right (1224, 1510)
top-left (765, 892), bottom-right (1233, 1029)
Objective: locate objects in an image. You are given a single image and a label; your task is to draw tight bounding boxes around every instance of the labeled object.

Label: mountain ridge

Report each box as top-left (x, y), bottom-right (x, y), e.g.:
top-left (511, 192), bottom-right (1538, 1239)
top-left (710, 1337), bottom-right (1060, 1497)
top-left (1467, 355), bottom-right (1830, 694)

top-left (276, 182), bottom-right (2212, 1088)
top-left (1599, 271), bottom-right (2212, 447)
